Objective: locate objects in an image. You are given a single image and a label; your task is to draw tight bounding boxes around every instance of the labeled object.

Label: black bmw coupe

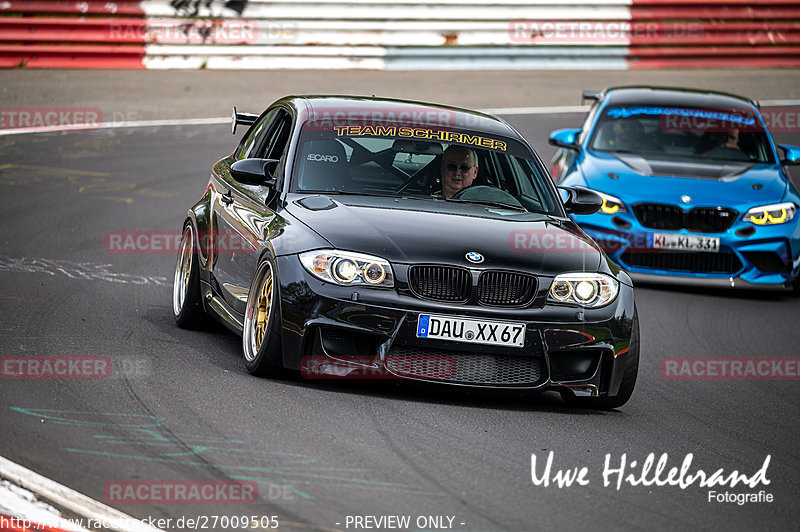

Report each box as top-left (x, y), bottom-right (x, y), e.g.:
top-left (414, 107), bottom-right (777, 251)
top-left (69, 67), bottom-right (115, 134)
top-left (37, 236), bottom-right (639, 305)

top-left (172, 95), bottom-right (639, 408)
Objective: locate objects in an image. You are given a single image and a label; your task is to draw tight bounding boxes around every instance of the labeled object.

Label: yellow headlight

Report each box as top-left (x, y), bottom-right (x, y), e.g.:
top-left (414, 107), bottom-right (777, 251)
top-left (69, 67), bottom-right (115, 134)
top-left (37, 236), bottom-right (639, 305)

top-left (768, 209), bottom-right (787, 224)
top-left (749, 210), bottom-right (769, 225)
top-left (600, 198), bottom-right (619, 214)
top-left (746, 203), bottom-right (796, 226)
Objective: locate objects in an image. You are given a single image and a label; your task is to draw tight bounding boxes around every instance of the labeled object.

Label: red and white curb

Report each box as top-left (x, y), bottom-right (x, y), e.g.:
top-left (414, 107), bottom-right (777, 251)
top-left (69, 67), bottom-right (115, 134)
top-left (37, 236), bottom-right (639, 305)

top-left (0, 456), bottom-right (164, 532)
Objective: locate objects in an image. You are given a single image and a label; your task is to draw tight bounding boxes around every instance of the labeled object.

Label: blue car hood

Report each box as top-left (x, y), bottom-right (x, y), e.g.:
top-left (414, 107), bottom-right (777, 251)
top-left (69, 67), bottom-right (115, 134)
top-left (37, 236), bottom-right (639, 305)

top-left (580, 151), bottom-right (788, 209)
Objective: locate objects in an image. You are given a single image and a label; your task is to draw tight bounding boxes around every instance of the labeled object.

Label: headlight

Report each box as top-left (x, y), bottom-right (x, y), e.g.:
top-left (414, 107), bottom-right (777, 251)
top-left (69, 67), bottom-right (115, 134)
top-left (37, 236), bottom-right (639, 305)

top-left (548, 273), bottom-right (619, 307)
top-left (744, 202), bottom-right (796, 225)
top-left (596, 192), bottom-right (625, 214)
top-left (300, 250), bottom-right (394, 288)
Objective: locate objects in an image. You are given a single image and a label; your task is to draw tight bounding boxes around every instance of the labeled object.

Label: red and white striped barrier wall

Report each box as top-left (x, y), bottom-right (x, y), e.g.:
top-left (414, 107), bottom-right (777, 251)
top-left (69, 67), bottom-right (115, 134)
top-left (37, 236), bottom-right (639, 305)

top-left (1, 0), bottom-right (798, 69)
top-left (0, 1), bottom-right (147, 68)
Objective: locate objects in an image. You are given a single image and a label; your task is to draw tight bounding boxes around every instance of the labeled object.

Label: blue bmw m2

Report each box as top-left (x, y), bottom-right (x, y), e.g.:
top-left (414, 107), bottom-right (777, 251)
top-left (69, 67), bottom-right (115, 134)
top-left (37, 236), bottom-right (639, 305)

top-left (549, 86), bottom-right (800, 291)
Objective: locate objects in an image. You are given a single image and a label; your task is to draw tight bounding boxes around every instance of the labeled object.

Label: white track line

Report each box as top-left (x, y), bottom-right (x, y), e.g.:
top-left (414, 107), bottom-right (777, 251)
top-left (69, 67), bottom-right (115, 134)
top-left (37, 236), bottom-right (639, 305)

top-left (759, 99), bottom-right (800, 107)
top-left (1, 100), bottom-right (798, 136)
top-left (0, 117), bottom-right (228, 136)
top-left (0, 455), bottom-right (165, 532)
top-left (480, 104), bottom-right (590, 115)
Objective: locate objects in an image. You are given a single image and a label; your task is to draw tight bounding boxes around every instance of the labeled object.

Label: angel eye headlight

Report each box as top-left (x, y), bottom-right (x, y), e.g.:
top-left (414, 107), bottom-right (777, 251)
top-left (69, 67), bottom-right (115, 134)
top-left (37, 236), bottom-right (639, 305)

top-left (596, 192), bottom-right (625, 214)
top-left (550, 280), bottom-right (573, 301)
top-left (300, 250), bottom-right (394, 288)
top-left (547, 273), bottom-right (619, 308)
top-left (574, 280), bottom-right (598, 303)
top-left (332, 258), bottom-right (358, 282)
top-left (363, 262), bottom-right (386, 284)
top-left (745, 202), bottom-right (796, 225)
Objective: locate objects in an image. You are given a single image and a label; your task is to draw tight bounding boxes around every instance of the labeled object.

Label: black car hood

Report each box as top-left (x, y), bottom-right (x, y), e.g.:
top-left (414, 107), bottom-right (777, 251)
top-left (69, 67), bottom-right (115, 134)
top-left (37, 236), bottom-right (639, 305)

top-left (285, 195), bottom-right (602, 275)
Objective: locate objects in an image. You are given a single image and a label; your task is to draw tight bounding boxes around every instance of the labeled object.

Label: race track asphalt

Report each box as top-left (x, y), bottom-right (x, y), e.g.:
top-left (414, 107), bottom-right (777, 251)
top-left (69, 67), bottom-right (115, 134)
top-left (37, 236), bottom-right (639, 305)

top-left (0, 73), bottom-right (799, 531)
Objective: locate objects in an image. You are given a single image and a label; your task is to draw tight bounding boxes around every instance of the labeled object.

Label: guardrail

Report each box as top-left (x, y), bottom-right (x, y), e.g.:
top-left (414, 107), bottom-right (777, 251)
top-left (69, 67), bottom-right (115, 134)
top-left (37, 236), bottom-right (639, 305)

top-left (1, 0), bottom-right (798, 69)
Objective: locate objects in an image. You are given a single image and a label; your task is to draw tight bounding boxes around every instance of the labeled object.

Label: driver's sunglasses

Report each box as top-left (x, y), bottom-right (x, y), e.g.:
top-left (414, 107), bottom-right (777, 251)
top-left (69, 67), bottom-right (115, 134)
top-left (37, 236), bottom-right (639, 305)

top-left (446, 163), bottom-right (473, 173)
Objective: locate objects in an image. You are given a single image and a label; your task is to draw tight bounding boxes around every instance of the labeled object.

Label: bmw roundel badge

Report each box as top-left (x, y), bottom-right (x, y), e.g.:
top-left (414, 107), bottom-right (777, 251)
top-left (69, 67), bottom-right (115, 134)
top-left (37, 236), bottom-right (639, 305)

top-left (466, 251), bottom-right (484, 264)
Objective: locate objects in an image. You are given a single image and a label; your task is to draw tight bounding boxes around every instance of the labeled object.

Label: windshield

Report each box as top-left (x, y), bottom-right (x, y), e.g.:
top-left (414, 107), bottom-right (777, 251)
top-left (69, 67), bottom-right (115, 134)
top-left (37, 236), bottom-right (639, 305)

top-left (589, 105), bottom-right (774, 163)
top-left (292, 119), bottom-right (561, 215)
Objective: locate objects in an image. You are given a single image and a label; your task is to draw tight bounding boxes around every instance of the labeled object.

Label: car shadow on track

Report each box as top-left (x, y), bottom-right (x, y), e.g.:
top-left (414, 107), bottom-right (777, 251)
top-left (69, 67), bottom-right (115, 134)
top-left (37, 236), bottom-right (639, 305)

top-left (147, 306), bottom-right (627, 416)
top-left (275, 378), bottom-right (617, 416)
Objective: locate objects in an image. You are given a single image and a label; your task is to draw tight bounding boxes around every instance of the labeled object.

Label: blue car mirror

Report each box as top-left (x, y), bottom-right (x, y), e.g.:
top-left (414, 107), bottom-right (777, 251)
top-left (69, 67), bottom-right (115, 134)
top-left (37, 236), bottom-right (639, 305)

top-left (549, 128), bottom-right (582, 151)
top-left (778, 144), bottom-right (800, 165)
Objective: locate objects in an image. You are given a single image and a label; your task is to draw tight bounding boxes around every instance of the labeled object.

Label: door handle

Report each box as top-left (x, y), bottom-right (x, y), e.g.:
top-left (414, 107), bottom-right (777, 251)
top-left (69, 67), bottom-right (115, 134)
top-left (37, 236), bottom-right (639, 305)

top-left (221, 190), bottom-right (234, 205)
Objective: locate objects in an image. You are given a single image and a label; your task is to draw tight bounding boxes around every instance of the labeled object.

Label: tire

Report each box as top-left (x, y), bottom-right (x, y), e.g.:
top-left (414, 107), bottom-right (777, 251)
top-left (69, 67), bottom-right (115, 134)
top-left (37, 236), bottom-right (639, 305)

top-left (242, 256), bottom-right (284, 376)
top-left (172, 222), bottom-right (207, 328)
top-left (567, 307), bottom-right (640, 410)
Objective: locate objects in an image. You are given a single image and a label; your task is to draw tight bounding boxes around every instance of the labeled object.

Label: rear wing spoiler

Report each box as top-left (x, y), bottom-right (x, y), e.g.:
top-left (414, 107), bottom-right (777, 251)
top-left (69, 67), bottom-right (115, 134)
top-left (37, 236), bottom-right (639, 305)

top-left (232, 106), bottom-right (258, 135)
top-left (581, 90), bottom-right (602, 103)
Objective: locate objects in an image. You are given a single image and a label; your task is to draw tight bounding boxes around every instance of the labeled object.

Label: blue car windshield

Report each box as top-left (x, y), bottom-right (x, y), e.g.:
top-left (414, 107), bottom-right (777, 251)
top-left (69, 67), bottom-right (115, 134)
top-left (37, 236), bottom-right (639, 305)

top-left (589, 105), bottom-right (774, 163)
top-left (292, 119), bottom-right (561, 215)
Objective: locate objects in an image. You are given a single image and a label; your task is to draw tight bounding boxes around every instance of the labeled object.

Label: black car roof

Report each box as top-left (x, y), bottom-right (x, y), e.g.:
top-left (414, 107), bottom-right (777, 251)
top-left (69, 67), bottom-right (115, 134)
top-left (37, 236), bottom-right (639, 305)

top-left (277, 95), bottom-right (523, 140)
top-left (600, 86), bottom-right (757, 111)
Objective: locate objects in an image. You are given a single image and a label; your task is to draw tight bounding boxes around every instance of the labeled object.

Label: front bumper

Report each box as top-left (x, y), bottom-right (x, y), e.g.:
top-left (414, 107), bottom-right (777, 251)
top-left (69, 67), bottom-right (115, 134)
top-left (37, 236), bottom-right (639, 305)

top-left (576, 213), bottom-right (800, 290)
top-left (275, 255), bottom-right (636, 399)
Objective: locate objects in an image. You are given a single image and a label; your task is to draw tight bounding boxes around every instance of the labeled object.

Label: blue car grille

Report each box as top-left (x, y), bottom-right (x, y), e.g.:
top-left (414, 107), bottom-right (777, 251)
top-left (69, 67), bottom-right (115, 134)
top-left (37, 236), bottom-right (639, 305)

top-left (621, 251), bottom-right (742, 274)
top-left (633, 204), bottom-right (738, 233)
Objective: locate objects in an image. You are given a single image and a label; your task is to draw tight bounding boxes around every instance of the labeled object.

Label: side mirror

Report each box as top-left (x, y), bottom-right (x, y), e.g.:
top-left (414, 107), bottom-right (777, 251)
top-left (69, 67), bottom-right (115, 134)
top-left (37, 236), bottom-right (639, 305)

top-left (560, 186), bottom-right (602, 215)
top-left (549, 128), bottom-right (582, 151)
top-left (778, 144), bottom-right (800, 165)
top-left (230, 158), bottom-right (279, 186)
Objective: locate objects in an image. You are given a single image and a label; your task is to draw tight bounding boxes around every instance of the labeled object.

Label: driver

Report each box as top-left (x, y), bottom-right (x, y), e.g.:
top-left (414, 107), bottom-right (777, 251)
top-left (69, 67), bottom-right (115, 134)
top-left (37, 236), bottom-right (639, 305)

top-left (434, 145), bottom-right (478, 198)
top-left (608, 119), bottom-right (646, 150)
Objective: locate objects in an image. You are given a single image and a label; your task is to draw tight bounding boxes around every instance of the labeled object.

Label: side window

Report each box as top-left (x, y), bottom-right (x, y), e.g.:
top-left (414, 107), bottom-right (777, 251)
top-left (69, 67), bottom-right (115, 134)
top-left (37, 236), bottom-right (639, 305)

top-left (253, 110), bottom-right (293, 181)
top-left (237, 108), bottom-right (277, 160)
top-left (263, 111), bottom-right (292, 161)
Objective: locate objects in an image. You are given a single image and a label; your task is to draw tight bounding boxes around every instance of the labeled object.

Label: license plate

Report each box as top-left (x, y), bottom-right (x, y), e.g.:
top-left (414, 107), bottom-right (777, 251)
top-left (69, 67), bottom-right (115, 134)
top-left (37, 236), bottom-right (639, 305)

top-left (647, 233), bottom-right (720, 253)
top-left (416, 315), bottom-right (525, 348)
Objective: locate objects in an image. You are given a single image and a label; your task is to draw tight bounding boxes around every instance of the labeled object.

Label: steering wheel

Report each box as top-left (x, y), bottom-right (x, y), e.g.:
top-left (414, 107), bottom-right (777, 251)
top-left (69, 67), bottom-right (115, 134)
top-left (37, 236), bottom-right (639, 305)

top-left (393, 174), bottom-right (422, 194)
top-left (451, 185), bottom-right (524, 208)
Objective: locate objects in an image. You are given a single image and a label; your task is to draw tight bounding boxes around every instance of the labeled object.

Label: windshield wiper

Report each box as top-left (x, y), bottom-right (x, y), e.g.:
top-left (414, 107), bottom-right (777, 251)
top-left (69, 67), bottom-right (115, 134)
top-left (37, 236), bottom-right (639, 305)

top-left (302, 190), bottom-right (442, 203)
top-left (443, 197), bottom-right (528, 212)
top-left (302, 190), bottom-right (397, 198)
top-left (302, 191), bottom-right (530, 212)
top-left (602, 149), bottom-right (639, 154)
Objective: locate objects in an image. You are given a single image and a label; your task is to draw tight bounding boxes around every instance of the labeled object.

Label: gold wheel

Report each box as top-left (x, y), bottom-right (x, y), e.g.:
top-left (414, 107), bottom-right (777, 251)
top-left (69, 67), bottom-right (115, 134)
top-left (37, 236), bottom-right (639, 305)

top-left (243, 260), bottom-right (276, 364)
top-left (253, 273), bottom-right (272, 351)
top-left (172, 225), bottom-right (194, 318)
